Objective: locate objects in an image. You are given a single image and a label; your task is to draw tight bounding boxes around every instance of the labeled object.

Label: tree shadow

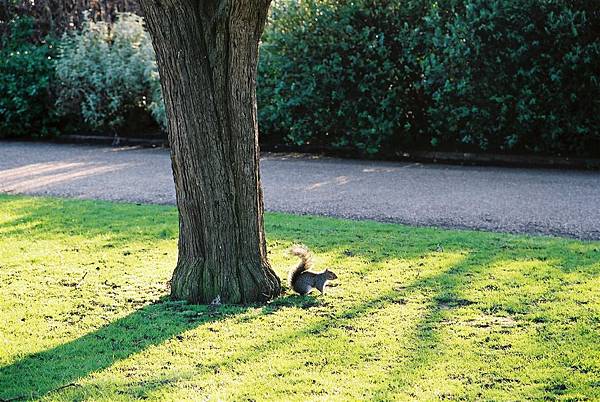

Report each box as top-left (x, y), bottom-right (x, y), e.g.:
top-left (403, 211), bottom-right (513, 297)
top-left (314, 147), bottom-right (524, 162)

top-left (5, 194), bottom-right (589, 270)
top-left (2, 195), bottom-right (597, 399)
top-left (0, 300), bottom-right (230, 400)
top-left (0, 292), bottom-right (322, 401)
top-left (117, 250), bottom-right (524, 400)
top-left (0, 195), bottom-right (178, 242)
top-left (368, 251), bottom-right (494, 397)
top-left (3, 245), bottom-right (596, 400)
top-left (0, 248), bottom-right (461, 401)
top-left (71, 254), bottom-right (477, 400)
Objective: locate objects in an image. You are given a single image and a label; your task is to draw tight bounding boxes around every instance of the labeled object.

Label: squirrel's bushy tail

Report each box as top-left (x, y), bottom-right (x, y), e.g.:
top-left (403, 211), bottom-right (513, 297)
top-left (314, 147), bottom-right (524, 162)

top-left (288, 245), bottom-right (312, 287)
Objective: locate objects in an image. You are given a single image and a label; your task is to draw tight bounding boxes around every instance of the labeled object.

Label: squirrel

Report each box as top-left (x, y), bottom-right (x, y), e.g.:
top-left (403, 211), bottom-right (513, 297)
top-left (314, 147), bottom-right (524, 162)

top-left (288, 245), bottom-right (338, 295)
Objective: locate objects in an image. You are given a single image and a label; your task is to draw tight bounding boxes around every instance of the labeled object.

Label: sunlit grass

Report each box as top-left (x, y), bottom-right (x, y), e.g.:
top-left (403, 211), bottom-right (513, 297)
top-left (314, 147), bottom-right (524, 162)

top-left (0, 194), bottom-right (598, 401)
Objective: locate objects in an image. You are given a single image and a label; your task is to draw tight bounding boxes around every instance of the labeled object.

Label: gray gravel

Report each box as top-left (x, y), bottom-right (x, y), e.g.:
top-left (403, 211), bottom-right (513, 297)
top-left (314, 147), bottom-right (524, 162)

top-left (1, 141), bottom-right (599, 239)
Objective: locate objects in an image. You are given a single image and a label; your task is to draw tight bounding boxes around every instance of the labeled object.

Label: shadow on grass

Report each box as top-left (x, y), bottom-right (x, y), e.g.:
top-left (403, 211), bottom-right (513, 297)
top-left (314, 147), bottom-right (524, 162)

top-left (86, 254), bottom-right (480, 399)
top-left (4, 195), bottom-right (593, 271)
top-left (0, 249), bottom-right (464, 401)
top-left (369, 251), bottom-right (495, 397)
top-left (0, 195), bottom-right (178, 243)
top-left (0, 294), bottom-right (313, 401)
top-left (0, 300), bottom-right (203, 400)
top-left (112, 249), bottom-right (548, 400)
top-left (3, 248), bottom-right (596, 400)
top-left (2, 195), bottom-right (598, 399)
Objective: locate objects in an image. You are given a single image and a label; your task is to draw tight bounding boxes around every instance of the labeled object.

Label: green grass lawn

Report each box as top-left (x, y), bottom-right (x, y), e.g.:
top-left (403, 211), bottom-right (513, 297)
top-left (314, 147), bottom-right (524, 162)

top-left (0, 194), bottom-right (599, 401)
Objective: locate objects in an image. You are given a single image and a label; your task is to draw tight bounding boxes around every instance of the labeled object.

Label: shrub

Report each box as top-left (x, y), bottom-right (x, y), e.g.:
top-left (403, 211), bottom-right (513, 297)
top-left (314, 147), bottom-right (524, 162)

top-left (258, 0), bottom-right (430, 155)
top-left (146, 67), bottom-right (167, 129)
top-left (55, 12), bottom-right (165, 131)
top-left (0, 16), bottom-right (58, 138)
top-left (420, 0), bottom-right (600, 155)
top-left (258, 0), bottom-right (600, 157)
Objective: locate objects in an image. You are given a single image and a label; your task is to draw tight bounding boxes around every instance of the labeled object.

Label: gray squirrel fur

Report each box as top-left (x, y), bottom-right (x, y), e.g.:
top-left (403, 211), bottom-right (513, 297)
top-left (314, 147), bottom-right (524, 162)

top-left (288, 245), bottom-right (338, 295)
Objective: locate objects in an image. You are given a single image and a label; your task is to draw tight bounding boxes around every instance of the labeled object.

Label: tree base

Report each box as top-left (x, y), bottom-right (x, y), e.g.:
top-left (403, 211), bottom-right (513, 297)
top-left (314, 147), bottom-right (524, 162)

top-left (170, 259), bottom-right (281, 305)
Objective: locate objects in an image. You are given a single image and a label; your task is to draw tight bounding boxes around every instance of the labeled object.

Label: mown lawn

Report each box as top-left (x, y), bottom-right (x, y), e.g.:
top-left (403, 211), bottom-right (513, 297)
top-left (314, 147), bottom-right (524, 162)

top-left (0, 194), bottom-right (599, 401)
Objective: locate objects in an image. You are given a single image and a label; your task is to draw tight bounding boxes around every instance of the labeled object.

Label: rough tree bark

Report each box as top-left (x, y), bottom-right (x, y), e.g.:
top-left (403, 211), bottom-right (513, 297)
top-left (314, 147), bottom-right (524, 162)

top-left (138, 0), bottom-right (281, 304)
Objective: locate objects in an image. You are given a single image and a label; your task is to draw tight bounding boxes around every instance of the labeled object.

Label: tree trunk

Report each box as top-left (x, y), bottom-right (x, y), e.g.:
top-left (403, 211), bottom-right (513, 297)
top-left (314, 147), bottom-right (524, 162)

top-left (139, 0), bottom-right (280, 304)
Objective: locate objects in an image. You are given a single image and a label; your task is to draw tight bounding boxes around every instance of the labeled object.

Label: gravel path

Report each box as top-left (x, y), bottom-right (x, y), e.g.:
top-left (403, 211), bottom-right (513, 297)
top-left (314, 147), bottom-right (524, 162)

top-left (1, 141), bottom-right (599, 239)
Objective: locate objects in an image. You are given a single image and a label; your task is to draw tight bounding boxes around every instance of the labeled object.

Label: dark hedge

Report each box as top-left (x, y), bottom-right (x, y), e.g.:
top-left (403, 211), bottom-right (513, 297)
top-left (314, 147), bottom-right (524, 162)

top-left (257, 0), bottom-right (600, 157)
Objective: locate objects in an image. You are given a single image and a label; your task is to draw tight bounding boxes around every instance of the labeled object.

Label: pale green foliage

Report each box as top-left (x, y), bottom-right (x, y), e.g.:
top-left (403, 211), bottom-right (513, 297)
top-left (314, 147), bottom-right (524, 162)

top-left (146, 68), bottom-right (166, 129)
top-left (55, 13), bottom-right (165, 130)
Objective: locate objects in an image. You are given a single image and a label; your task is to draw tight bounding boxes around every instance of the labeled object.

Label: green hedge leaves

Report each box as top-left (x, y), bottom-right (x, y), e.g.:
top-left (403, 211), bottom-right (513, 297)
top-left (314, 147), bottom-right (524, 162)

top-left (2, 2), bottom-right (598, 157)
top-left (257, 0), bottom-right (600, 157)
top-left (0, 17), bottom-right (58, 138)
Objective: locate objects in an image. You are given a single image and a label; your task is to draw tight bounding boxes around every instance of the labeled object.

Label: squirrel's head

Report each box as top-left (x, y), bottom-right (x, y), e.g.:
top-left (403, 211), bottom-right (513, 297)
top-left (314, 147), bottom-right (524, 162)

top-left (325, 269), bottom-right (338, 280)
